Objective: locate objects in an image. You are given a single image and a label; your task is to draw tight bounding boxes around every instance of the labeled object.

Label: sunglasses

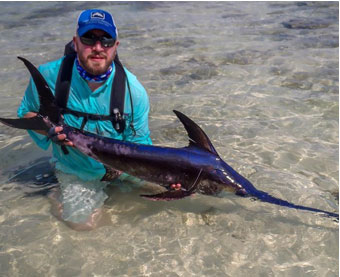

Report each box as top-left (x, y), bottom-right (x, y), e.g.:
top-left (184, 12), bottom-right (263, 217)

top-left (80, 33), bottom-right (116, 48)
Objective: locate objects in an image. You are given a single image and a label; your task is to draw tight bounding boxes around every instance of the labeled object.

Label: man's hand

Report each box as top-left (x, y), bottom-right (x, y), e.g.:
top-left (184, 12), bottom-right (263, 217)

top-left (24, 112), bottom-right (73, 147)
top-left (170, 184), bottom-right (182, 190)
top-left (47, 126), bottom-right (74, 147)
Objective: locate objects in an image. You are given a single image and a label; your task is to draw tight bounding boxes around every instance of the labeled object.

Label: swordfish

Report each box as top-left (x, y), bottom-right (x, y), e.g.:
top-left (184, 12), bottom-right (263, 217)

top-left (0, 57), bottom-right (338, 219)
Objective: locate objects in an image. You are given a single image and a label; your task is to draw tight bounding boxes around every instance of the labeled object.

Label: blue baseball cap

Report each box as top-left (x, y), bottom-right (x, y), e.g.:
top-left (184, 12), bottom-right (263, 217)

top-left (77, 9), bottom-right (118, 39)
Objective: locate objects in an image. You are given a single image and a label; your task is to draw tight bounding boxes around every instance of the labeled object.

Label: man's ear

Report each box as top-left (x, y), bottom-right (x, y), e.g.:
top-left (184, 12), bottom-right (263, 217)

top-left (72, 36), bottom-right (78, 52)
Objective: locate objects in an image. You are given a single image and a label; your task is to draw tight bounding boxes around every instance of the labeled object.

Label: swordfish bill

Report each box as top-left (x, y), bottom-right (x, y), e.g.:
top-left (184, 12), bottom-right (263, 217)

top-left (0, 56), bottom-right (338, 220)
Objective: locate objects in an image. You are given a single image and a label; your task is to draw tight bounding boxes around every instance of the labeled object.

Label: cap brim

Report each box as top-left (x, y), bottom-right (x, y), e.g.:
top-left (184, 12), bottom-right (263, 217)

top-left (78, 24), bottom-right (116, 39)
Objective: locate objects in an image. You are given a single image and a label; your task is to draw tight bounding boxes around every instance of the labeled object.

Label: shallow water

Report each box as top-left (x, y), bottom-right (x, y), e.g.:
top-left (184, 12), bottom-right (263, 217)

top-left (0, 2), bottom-right (338, 276)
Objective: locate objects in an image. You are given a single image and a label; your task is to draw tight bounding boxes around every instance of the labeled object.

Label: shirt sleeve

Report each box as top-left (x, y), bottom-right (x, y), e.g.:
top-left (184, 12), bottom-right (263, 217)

top-left (17, 75), bottom-right (51, 150)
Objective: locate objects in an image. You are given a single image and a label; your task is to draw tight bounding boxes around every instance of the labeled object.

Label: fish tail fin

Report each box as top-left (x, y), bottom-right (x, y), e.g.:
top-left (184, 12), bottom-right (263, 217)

top-left (17, 57), bottom-right (61, 124)
top-left (0, 115), bottom-right (51, 131)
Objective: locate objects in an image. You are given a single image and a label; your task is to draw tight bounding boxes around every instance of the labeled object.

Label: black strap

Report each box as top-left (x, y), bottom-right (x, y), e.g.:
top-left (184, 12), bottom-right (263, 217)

top-left (80, 117), bottom-right (88, 131)
top-left (110, 55), bottom-right (126, 121)
top-left (55, 53), bottom-right (76, 109)
top-left (60, 107), bottom-right (117, 121)
top-left (64, 41), bottom-right (76, 56)
top-left (61, 145), bottom-right (69, 155)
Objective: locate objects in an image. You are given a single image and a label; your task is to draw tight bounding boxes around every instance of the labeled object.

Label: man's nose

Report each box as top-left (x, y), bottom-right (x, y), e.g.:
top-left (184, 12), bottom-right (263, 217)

top-left (92, 40), bottom-right (104, 51)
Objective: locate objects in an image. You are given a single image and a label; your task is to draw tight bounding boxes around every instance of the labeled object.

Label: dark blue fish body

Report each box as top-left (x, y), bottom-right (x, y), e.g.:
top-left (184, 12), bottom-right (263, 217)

top-left (63, 123), bottom-right (246, 194)
top-left (0, 57), bottom-right (338, 220)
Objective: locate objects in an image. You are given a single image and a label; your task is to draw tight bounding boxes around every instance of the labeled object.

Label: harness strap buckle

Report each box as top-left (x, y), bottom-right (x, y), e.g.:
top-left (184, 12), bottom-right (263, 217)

top-left (112, 108), bottom-right (125, 133)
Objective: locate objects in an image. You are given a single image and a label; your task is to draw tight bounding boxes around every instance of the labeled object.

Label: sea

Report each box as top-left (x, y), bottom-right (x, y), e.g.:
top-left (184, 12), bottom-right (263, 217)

top-left (0, 2), bottom-right (338, 276)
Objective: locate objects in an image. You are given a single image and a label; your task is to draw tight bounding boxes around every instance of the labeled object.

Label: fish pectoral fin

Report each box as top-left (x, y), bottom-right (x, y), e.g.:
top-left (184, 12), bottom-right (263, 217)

top-left (140, 189), bottom-right (193, 201)
top-left (188, 168), bottom-right (203, 192)
top-left (140, 168), bottom-right (203, 201)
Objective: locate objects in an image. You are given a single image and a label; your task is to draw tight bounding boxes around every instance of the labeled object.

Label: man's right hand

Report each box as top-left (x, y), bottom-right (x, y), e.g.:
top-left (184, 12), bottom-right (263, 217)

top-left (24, 112), bottom-right (73, 147)
top-left (47, 126), bottom-right (74, 147)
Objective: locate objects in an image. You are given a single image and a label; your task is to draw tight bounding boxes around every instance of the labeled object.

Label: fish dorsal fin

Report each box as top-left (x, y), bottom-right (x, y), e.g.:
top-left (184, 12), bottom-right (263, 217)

top-left (173, 110), bottom-right (218, 155)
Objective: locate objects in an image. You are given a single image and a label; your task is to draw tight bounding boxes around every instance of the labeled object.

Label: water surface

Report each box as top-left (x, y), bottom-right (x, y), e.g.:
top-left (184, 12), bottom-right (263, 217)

top-left (0, 2), bottom-right (338, 276)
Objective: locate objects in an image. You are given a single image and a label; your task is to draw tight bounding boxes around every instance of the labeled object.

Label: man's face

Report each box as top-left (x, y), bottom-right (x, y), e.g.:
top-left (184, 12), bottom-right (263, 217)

top-left (74, 29), bottom-right (119, 76)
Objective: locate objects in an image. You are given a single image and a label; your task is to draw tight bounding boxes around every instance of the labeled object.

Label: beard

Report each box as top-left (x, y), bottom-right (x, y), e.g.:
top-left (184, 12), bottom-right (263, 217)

top-left (78, 51), bottom-right (113, 76)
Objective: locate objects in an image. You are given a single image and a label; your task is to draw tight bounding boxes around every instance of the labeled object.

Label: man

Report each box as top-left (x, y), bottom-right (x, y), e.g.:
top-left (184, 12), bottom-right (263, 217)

top-left (17, 9), bottom-right (152, 230)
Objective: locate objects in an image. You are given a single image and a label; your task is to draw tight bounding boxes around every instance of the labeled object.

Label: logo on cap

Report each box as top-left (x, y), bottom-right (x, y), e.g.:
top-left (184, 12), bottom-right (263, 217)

top-left (91, 11), bottom-right (105, 20)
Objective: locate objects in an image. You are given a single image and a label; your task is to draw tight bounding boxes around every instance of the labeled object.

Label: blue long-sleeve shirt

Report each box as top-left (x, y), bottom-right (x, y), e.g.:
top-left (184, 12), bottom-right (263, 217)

top-left (18, 57), bottom-right (152, 181)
